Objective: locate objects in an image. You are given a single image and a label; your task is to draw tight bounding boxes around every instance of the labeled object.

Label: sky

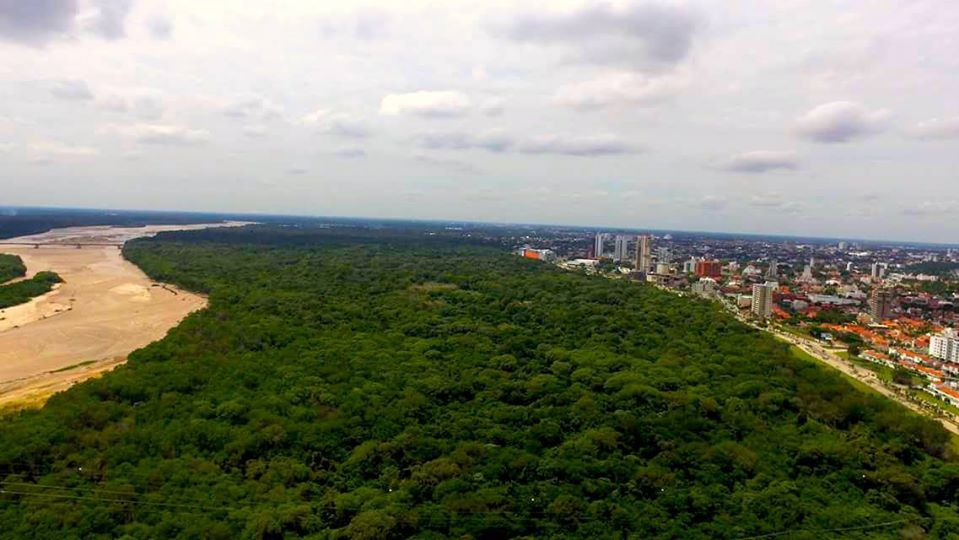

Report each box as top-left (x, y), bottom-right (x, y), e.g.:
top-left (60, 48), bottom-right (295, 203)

top-left (0, 0), bottom-right (957, 242)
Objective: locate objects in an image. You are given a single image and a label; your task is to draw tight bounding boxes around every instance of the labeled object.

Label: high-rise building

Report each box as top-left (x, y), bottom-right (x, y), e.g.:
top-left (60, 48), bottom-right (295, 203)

top-left (683, 257), bottom-right (697, 273)
top-left (635, 234), bottom-right (652, 272)
top-left (765, 260), bottom-right (778, 279)
top-left (695, 259), bottom-right (722, 279)
top-left (869, 289), bottom-right (894, 322)
top-left (594, 233), bottom-right (607, 259)
top-left (930, 329), bottom-right (959, 363)
top-left (613, 235), bottom-right (629, 262)
top-left (838, 241), bottom-right (848, 250)
top-left (751, 281), bottom-right (777, 319)
top-left (656, 246), bottom-right (672, 263)
top-left (871, 262), bottom-right (886, 280)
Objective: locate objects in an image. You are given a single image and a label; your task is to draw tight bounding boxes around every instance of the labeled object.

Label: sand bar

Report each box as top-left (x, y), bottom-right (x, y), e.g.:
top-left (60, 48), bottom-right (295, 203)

top-left (0, 222), bottom-right (249, 408)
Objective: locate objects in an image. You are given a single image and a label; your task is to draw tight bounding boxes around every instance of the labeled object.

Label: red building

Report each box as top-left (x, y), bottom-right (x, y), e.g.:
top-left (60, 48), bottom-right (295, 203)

top-left (695, 260), bottom-right (722, 279)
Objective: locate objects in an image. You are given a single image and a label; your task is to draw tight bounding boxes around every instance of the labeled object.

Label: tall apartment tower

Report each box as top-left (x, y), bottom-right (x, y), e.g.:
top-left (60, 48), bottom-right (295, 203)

top-left (929, 329), bottom-right (959, 363)
top-left (869, 289), bottom-right (894, 322)
top-left (635, 234), bottom-right (652, 272)
top-left (766, 260), bottom-right (778, 279)
top-left (594, 233), bottom-right (607, 259)
top-left (751, 281), bottom-right (777, 319)
top-left (613, 235), bottom-right (629, 262)
top-left (656, 246), bottom-right (672, 264)
top-left (871, 262), bottom-right (886, 281)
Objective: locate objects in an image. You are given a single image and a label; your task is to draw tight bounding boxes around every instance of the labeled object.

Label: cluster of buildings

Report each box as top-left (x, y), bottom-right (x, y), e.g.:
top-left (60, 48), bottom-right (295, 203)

top-left (511, 227), bottom-right (959, 410)
top-left (591, 233), bottom-right (653, 271)
top-left (857, 328), bottom-right (959, 408)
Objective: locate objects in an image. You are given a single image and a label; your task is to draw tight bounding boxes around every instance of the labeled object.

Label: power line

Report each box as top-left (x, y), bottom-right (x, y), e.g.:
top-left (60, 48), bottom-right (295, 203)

top-left (735, 518), bottom-right (918, 539)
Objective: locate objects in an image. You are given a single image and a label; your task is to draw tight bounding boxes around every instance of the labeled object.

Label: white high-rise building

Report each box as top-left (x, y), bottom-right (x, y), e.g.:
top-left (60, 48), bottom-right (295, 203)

top-left (871, 262), bottom-right (886, 280)
top-left (594, 233), bottom-right (607, 259)
top-left (635, 234), bottom-right (652, 272)
top-left (930, 329), bottom-right (959, 363)
top-left (613, 235), bottom-right (629, 262)
top-left (751, 281), bottom-right (777, 319)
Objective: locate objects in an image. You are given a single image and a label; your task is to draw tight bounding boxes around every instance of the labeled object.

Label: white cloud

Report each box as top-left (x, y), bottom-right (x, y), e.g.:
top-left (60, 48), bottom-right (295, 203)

top-left (146, 16), bottom-right (173, 39)
top-left (902, 200), bottom-right (958, 216)
top-left (380, 91), bottom-right (471, 118)
top-left (107, 123), bottom-right (210, 146)
top-left (717, 150), bottom-right (799, 173)
top-left (697, 196), bottom-right (728, 211)
top-left (554, 71), bottom-right (688, 110)
top-left (795, 101), bottom-right (889, 143)
top-left (82, 0), bottom-right (133, 40)
top-left (299, 109), bottom-right (370, 138)
top-left (906, 116), bottom-right (959, 140)
top-left (414, 131), bottom-right (513, 153)
top-left (497, 3), bottom-right (698, 68)
top-left (0, 0), bottom-right (78, 45)
top-left (413, 153), bottom-right (477, 173)
top-left (519, 134), bottom-right (636, 156)
top-left (412, 131), bottom-right (634, 156)
top-left (480, 97), bottom-right (505, 117)
top-left (28, 140), bottom-right (98, 162)
top-left (95, 89), bottom-right (165, 120)
top-left (319, 9), bottom-right (392, 41)
top-left (242, 125), bottom-right (268, 138)
top-left (334, 147), bottom-right (366, 159)
top-left (747, 194), bottom-right (802, 213)
top-left (222, 96), bottom-right (284, 122)
top-left (748, 194), bottom-right (785, 207)
top-left (49, 79), bottom-right (93, 100)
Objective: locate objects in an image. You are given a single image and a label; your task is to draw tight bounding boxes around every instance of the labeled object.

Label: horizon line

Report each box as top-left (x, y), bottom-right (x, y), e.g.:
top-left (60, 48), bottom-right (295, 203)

top-left (3, 204), bottom-right (957, 249)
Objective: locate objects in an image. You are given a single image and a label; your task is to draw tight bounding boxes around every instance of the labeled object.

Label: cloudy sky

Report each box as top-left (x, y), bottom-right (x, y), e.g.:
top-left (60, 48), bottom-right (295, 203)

top-left (1, 0), bottom-right (957, 242)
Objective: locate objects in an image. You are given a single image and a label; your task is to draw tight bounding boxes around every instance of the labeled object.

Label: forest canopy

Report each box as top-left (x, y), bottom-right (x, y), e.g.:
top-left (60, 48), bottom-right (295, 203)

top-left (0, 225), bottom-right (957, 539)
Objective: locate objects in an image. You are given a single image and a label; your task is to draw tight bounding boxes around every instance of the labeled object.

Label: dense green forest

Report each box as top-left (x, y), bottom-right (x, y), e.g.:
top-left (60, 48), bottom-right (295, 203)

top-left (0, 271), bottom-right (62, 309)
top-left (1, 226), bottom-right (957, 539)
top-left (0, 254), bottom-right (26, 284)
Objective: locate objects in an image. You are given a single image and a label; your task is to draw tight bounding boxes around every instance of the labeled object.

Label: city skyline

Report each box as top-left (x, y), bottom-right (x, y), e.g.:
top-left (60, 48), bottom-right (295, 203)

top-left (5, 203), bottom-right (959, 247)
top-left (1, 1), bottom-right (958, 242)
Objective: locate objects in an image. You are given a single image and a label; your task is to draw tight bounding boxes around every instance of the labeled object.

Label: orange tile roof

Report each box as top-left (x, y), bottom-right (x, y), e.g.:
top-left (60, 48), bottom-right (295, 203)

top-left (935, 384), bottom-right (959, 400)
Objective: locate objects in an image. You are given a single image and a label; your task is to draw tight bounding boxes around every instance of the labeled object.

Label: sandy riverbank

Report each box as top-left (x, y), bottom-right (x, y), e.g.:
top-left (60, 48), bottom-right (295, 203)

top-left (0, 222), bottom-right (248, 408)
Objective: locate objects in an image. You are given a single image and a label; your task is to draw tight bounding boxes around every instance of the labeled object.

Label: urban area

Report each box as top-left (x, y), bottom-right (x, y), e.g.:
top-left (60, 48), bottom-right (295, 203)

top-left (514, 229), bottom-right (959, 431)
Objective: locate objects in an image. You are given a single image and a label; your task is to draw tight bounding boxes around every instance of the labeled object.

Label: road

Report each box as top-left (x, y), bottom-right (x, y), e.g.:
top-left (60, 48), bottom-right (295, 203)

top-left (717, 299), bottom-right (959, 436)
top-left (568, 267), bottom-right (959, 437)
